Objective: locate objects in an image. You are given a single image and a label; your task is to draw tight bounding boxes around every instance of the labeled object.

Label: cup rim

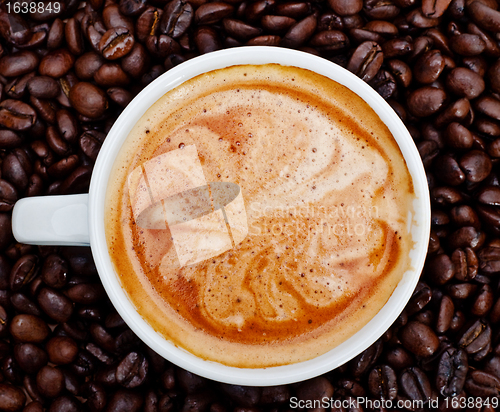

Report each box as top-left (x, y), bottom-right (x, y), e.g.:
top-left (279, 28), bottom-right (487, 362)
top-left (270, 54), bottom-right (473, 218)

top-left (88, 46), bottom-right (431, 386)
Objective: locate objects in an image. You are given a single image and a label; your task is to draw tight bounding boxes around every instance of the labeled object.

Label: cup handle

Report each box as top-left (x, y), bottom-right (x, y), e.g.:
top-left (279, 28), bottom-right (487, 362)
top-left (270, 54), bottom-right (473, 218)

top-left (12, 194), bottom-right (90, 246)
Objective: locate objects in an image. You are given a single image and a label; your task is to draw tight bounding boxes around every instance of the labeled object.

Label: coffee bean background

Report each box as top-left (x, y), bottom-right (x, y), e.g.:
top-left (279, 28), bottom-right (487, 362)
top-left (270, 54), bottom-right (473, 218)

top-left (1, 0), bottom-right (500, 411)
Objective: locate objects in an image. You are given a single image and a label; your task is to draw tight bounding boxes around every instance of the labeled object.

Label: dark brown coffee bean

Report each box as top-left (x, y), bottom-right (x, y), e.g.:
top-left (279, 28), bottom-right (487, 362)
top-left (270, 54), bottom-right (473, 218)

top-left (446, 67), bottom-right (485, 99)
top-left (10, 255), bottom-right (38, 292)
top-left (120, 43), bottom-right (149, 79)
top-left (0, 100), bottom-right (37, 131)
top-left (100, 27), bottom-right (135, 60)
top-left (436, 295), bottom-right (454, 333)
top-left (120, 0), bottom-right (148, 16)
top-left (94, 63), bottom-right (131, 87)
top-left (386, 59), bottom-right (412, 87)
top-left (136, 7), bottom-right (162, 42)
top-left (10, 293), bottom-right (41, 317)
top-left (309, 30), bottom-right (349, 52)
top-left (422, 0), bottom-right (452, 18)
top-left (0, 11), bottom-right (32, 46)
top-left (161, 0), bottom-right (193, 38)
top-left (0, 130), bottom-right (23, 149)
top-left (0, 213), bottom-right (14, 251)
top-left (48, 395), bottom-right (82, 412)
top-left (347, 41), bottom-right (383, 82)
top-left (459, 150), bottom-right (492, 182)
top-left (281, 15), bottom-right (316, 47)
top-left (47, 18), bottom-right (64, 50)
top-left (66, 283), bottom-right (105, 305)
top-left (0, 51), bottom-right (39, 78)
top-left (458, 318), bottom-right (491, 355)
top-left (195, 2), bottom-right (234, 25)
top-left (400, 321), bottom-right (439, 357)
top-left (415, 50), bottom-right (445, 85)
top-left (472, 284), bottom-right (494, 316)
top-left (103, 4), bottom-right (135, 33)
top-left (36, 366), bottom-right (64, 398)
top-left (116, 352), bottom-right (148, 388)
top-left (194, 26), bottom-right (221, 54)
top-left (350, 340), bottom-right (383, 378)
top-left (107, 88), bottom-right (132, 108)
top-left (436, 347), bottom-right (468, 397)
top-left (46, 336), bottom-right (78, 365)
top-left (41, 254), bottom-right (68, 289)
top-left (222, 19), bottom-right (261, 42)
top-left (75, 52), bottom-right (105, 81)
top-left (0, 179), bottom-right (17, 212)
top-left (65, 18), bottom-right (84, 56)
top-left (106, 389), bottom-right (143, 412)
top-left (10, 314), bottom-right (49, 343)
top-left (368, 365), bottom-right (397, 400)
top-left (24, 401), bottom-right (43, 412)
top-left (426, 254), bottom-right (455, 285)
top-left (294, 376), bottom-right (334, 405)
top-left (262, 15), bottom-right (296, 33)
top-left (57, 110), bottom-right (78, 144)
top-left (434, 154), bottom-right (466, 186)
top-left (37, 287), bottom-right (73, 323)
top-left (407, 87), bottom-right (447, 117)
top-left (39, 50), bottom-right (75, 79)
top-left (327, 0), bottom-right (362, 16)
top-left (399, 367), bottom-right (432, 403)
top-left (436, 98), bottom-right (472, 128)
top-left (14, 343), bottom-right (47, 374)
top-left (69, 82), bottom-right (108, 118)
top-left (465, 370), bottom-right (500, 397)
top-left (468, 0), bottom-right (500, 34)
top-left (450, 33), bottom-right (486, 56)
top-left (46, 126), bottom-right (70, 157)
top-left (381, 38), bottom-right (413, 59)
top-left (0, 383), bottom-right (26, 412)
top-left (27, 76), bottom-right (60, 99)
top-left (2, 152), bottom-right (31, 191)
top-left (444, 122), bottom-right (473, 150)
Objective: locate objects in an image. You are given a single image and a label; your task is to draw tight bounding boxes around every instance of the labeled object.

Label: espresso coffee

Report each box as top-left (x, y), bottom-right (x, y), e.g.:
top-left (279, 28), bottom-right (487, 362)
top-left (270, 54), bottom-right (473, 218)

top-left (105, 64), bottom-right (415, 367)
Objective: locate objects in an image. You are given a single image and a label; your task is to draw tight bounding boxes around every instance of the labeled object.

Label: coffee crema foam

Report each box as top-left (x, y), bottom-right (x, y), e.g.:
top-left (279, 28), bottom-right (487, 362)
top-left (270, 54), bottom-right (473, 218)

top-left (105, 64), bottom-right (415, 367)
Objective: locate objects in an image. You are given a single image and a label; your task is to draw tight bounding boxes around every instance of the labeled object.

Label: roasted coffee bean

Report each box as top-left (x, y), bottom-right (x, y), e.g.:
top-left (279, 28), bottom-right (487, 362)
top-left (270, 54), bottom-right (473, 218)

top-left (459, 150), bottom-right (492, 182)
top-left (0, 180), bottom-right (17, 212)
top-left (309, 30), bottom-right (349, 52)
top-left (0, 213), bottom-right (14, 251)
top-left (281, 15), bottom-right (316, 47)
top-left (46, 336), bottom-right (79, 365)
top-left (94, 63), bottom-right (131, 87)
top-left (368, 365), bottom-right (397, 400)
top-left (9, 314), bottom-right (49, 343)
top-left (194, 26), bottom-right (221, 54)
top-left (436, 347), bottom-right (468, 397)
top-left (0, 11), bottom-right (31, 46)
top-left (0, 100), bottom-right (36, 131)
top-left (37, 287), bottom-right (73, 323)
top-left (13, 343), bottom-right (47, 374)
top-left (262, 15), bottom-right (296, 33)
top-left (472, 284), bottom-right (494, 316)
top-left (39, 50), bottom-right (75, 79)
top-left (347, 41), bottom-right (383, 82)
top-left (107, 87), bottom-right (133, 108)
top-left (399, 367), bottom-right (432, 404)
top-left (120, 0), bottom-right (148, 17)
top-left (69, 83), bottom-right (108, 118)
top-left (446, 67), bottom-right (485, 99)
top-left (41, 254), bottom-right (68, 289)
top-left (0, 51), bottom-right (38, 78)
top-left (422, 0), bottom-right (452, 18)
top-left (0, 383), bottom-right (26, 412)
top-left (350, 340), bottom-right (383, 377)
top-left (36, 365), bottom-right (64, 398)
top-left (0, 130), bottom-right (23, 149)
top-left (10, 254), bottom-right (38, 292)
top-left (458, 318), bottom-right (491, 355)
top-left (407, 87), bottom-right (446, 117)
top-left (75, 52), bottom-right (105, 81)
top-left (103, 4), bottom-right (135, 33)
top-left (65, 18), bottom-right (84, 56)
top-left (47, 18), bottom-right (64, 50)
top-left (444, 122), bottom-right (473, 150)
top-left (328, 0), bottom-right (362, 16)
top-left (136, 6), bottom-right (162, 42)
top-left (116, 352), bottom-right (148, 388)
top-left (426, 254), bottom-right (454, 285)
top-left (465, 370), bottom-right (500, 397)
top-left (24, 401), bottom-right (43, 412)
top-left (105, 389), bottom-right (143, 412)
top-left (27, 76), bottom-right (60, 99)
top-left (414, 50), bottom-right (445, 84)
top-left (121, 43), bottom-right (149, 79)
top-left (100, 27), bottom-right (135, 60)
top-left (433, 154), bottom-right (465, 186)
top-left (450, 33), bottom-right (485, 56)
top-left (295, 376), bottom-right (333, 405)
top-left (66, 283), bottom-right (104, 305)
top-left (468, 0), bottom-right (500, 33)
top-left (400, 321), bottom-right (439, 357)
top-left (48, 395), bottom-right (82, 412)
top-left (10, 293), bottom-right (41, 317)
top-left (161, 0), bottom-right (193, 38)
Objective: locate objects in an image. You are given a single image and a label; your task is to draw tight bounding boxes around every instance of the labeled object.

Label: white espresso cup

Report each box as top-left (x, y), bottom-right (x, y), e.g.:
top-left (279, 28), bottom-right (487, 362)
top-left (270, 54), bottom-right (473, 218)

top-left (12, 47), bottom-right (430, 386)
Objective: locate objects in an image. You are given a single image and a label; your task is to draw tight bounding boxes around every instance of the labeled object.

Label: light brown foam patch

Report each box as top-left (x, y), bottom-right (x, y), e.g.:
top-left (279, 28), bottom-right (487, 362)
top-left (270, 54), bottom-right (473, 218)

top-left (127, 144), bottom-right (249, 268)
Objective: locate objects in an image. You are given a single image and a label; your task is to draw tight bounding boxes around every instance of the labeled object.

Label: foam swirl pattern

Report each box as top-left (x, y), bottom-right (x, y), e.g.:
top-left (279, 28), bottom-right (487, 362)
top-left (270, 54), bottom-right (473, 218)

top-left (105, 65), bottom-right (415, 367)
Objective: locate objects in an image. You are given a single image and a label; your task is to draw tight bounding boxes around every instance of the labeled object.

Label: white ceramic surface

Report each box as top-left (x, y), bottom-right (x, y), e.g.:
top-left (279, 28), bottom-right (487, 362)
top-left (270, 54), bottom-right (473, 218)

top-left (12, 47), bottom-right (430, 386)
